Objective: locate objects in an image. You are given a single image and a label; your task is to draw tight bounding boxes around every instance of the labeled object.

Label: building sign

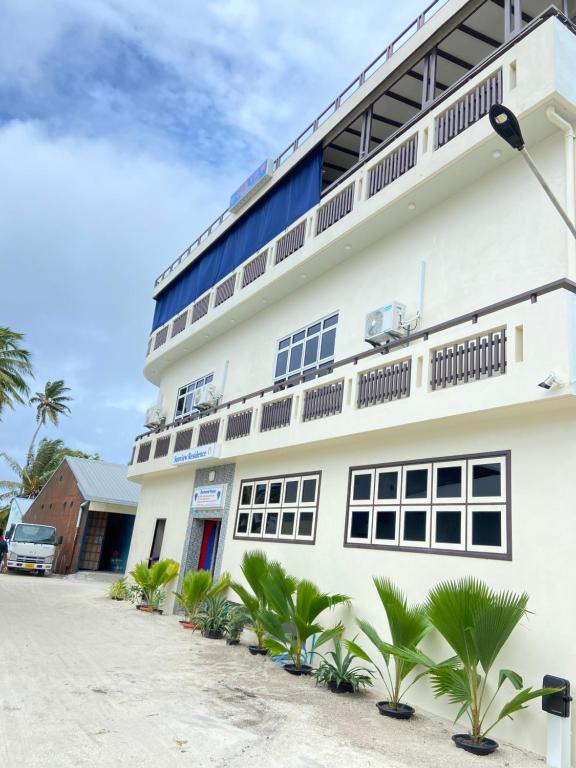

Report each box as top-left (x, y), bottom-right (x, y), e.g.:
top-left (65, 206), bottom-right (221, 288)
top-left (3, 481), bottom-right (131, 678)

top-left (229, 159), bottom-right (273, 211)
top-left (192, 485), bottom-right (226, 509)
top-left (172, 443), bottom-right (221, 466)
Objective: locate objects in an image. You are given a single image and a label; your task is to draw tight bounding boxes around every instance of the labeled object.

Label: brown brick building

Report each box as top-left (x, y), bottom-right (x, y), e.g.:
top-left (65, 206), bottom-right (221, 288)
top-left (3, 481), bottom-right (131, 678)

top-left (24, 457), bottom-right (139, 575)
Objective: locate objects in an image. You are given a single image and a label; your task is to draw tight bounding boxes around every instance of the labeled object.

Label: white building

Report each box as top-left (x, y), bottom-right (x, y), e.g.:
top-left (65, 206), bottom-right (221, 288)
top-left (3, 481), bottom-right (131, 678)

top-left (127, 0), bottom-right (576, 756)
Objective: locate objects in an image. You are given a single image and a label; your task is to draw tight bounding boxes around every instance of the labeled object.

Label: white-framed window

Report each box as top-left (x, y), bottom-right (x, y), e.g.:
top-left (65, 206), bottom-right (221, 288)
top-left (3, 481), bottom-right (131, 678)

top-left (346, 453), bottom-right (510, 558)
top-left (274, 313), bottom-right (338, 382)
top-left (235, 472), bottom-right (321, 544)
top-left (175, 373), bottom-right (214, 419)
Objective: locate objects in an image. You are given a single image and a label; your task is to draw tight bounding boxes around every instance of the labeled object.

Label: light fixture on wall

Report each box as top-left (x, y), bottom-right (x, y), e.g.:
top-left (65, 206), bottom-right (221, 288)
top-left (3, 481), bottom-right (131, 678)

top-left (407, 202), bottom-right (416, 211)
top-left (538, 372), bottom-right (562, 390)
top-left (208, 470), bottom-right (216, 482)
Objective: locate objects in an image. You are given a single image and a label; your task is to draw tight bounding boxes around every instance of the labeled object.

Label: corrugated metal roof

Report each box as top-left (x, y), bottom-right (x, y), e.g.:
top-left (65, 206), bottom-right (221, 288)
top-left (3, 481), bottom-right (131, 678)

top-left (65, 457), bottom-right (140, 507)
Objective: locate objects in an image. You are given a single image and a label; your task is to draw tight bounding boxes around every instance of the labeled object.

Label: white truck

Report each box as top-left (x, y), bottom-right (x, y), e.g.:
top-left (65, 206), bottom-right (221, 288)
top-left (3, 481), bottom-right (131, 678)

top-left (5, 523), bottom-right (61, 576)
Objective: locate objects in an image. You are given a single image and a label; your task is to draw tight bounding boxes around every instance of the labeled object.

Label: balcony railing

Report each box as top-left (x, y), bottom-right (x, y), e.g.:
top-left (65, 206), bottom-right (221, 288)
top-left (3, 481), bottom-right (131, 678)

top-left (131, 280), bottom-right (576, 472)
top-left (242, 250), bottom-right (267, 287)
top-left (368, 135), bottom-right (418, 198)
top-left (316, 183), bottom-right (355, 236)
top-left (275, 220), bottom-right (307, 265)
top-left (214, 274), bottom-right (236, 307)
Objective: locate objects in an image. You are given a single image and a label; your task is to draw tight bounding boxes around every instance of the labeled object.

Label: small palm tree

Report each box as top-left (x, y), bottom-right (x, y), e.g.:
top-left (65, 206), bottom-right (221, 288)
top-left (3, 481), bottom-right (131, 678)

top-left (174, 569), bottom-right (231, 622)
top-left (260, 564), bottom-right (350, 671)
top-left (27, 380), bottom-right (72, 463)
top-left (347, 577), bottom-right (430, 711)
top-left (0, 438), bottom-right (68, 501)
top-left (130, 559), bottom-right (180, 609)
top-left (231, 550), bottom-right (277, 650)
top-left (0, 327), bottom-right (32, 418)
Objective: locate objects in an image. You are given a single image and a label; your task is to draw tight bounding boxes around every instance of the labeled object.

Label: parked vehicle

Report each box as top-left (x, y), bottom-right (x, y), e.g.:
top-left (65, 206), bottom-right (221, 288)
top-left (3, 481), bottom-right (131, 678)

top-left (5, 522), bottom-right (61, 576)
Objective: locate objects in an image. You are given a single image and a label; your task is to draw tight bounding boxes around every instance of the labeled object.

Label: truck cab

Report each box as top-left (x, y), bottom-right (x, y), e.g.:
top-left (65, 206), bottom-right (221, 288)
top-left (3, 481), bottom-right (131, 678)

top-left (6, 523), bottom-right (59, 576)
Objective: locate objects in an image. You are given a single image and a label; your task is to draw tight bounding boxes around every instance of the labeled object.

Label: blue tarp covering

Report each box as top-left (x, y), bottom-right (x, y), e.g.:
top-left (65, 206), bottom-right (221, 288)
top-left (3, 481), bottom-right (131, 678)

top-left (152, 144), bottom-right (323, 331)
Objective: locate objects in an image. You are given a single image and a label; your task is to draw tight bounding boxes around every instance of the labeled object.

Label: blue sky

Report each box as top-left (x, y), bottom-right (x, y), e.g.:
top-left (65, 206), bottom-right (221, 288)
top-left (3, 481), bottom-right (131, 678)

top-left (1, 0), bottom-right (426, 468)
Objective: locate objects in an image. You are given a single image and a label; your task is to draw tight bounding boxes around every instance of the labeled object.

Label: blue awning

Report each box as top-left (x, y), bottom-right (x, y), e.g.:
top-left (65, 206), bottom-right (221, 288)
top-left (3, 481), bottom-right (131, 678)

top-left (152, 144), bottom-right (323, 331)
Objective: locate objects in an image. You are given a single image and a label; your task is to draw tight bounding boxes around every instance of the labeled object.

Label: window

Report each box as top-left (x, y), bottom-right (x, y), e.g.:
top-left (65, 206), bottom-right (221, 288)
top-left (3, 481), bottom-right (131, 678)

top-left (274, 314), bottom-right (338, 382)
top-left (346, 453), bottom-right (509, 558)
top-left (175, 373), bottom-right (214, 419)
top-left (235, 472), bottom-right (321, 544)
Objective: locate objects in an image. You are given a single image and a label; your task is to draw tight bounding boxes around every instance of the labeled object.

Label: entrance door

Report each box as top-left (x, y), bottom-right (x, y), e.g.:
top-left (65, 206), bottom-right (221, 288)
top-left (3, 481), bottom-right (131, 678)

top-left (197, 520), bottom-right (220, 574)
top-left (79, 511), bottom-right (107, 570)
top-left (148, 518), bottom-right (166, 566)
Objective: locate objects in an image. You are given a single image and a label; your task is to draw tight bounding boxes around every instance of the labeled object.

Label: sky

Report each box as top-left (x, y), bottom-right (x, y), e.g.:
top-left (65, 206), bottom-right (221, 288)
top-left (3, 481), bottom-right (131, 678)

top-left (0, 0), bottom-right (426, 470)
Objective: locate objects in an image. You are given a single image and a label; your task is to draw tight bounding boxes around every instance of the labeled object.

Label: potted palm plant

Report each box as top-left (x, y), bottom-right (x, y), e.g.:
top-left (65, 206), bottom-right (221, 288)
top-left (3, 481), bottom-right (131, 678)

top-left (225, 605), bottom-right (248, 645)
top-left (231, 551), bottom-right (278, 655)
top-left (347, 577), bottom-right (429, 719)
top-left (260, 563), bottom-right (350, 675)
top-left (130, 559), bottom-right (180, 614)
top-left (107, 576), bottom-right (130, 601)
top-left (314, 637), bottom-right (374, 693)
top-left (174, 569), bottom-right (231, 629)
top-left (397, 578), bottom-right (560, 755)
top-left (194, 596), bottom-right (228, 639)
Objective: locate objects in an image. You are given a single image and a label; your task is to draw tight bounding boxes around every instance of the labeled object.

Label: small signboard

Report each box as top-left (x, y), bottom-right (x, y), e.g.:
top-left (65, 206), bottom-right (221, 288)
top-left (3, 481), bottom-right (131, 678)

top-left (192, 485), bottom-right (226, 509)
top-left (172, 443), bottom-right (221, 466)
top-left (229, 159), bottom-right (273, 211)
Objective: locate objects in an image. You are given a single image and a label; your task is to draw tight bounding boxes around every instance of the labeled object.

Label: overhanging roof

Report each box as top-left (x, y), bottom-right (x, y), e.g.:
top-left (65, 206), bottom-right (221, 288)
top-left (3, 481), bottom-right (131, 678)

top-left (65, 457), bottom-right (140, 507)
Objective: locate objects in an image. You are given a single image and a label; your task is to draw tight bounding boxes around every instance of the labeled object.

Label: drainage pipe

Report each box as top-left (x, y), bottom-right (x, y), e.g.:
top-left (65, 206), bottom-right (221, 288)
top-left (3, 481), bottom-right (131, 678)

top-left (546, 107), bottom-right (576, 279)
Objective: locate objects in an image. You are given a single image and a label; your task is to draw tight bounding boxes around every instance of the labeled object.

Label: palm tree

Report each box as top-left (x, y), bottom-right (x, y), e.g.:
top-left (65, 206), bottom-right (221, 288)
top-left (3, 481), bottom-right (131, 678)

top-left (27, 380), bottom-right (72, 463)
top-left (0, 327), bottom-right (32, 418)
top-left (174, 569), bottom-right (231, 623)
top-left (0, 438), bottom-right (68, 501)
top-left (231, 550), bottom-right (278, 651)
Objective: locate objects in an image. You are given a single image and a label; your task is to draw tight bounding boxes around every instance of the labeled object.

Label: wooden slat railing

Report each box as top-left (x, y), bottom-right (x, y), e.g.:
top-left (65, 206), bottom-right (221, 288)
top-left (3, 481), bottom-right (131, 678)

top-left (435, 69), bottom-right (503, 149)
top-left (171, 310), bottom-right (188, 338)
top-left (357, 359), bottom-right (411, 408)
top-left (275, 221), bottom-right (306, 264)
top-left (242, 250), bottom-right (267, 287)
top-left (214, 274), bottom-right (236, 307)
top-left (316, 182), bottom-right (355, 235)
top-left (430, 329), bottom-right (506, 390)
top-left (225, 409), bottom-right (253, 440)
top-left (198, 419), bottom-right (220, 446)
top-left (174, 428), bottom-right (194, 452)
top-left (191, 294), bottom-right (211, 324)
top-left (302, 380), bottom-right (344, 421)
top-left (153, 326), bottom-right (168, 350)
top-left (260, 397), bottom-right (293, 431)
top-left (137, 441), bottom-right (152, 463)
top-left (154, 435), bottom-right (171, 458)
top-left (368, 135), bottom-right (418, 198)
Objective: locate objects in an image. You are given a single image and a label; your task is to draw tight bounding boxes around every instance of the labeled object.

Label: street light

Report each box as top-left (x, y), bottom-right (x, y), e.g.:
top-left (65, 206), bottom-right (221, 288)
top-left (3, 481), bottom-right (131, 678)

top-left (489, 103), bottom-right (576, 241)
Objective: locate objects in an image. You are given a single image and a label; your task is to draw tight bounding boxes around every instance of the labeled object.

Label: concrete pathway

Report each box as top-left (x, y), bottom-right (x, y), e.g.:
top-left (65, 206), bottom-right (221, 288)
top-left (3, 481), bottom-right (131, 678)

top-left (0, 573), bottom-right (546, 767)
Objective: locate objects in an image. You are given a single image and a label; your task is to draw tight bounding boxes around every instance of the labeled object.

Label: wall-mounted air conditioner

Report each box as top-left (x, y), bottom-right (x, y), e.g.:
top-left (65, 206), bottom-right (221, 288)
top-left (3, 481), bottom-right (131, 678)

top-left (364, 302), bottom-right (406, 344)
top-left (193, 384), bottom-right (220, 411)
top-left (144, 406), bottom-right (166, 429)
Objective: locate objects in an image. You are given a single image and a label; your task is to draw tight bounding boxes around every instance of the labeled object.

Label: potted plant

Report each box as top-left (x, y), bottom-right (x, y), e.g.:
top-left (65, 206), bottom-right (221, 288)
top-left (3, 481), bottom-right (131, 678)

top-left (231, 551), bottom-right (281, 655)
top-left (110, 550), bottom-right (124, 573)
top-left (174, 569), bottom-right (231, 629)
top-left (314, 637), bottom-right (374, 693)
top-left (107, 576), bottom-right (130, 601)
top-left (225, 605), bottom-right (248, 645)
top-left (130, 558), bottom-right (180, 614)
top-left (260, 563), bottom-right (350, 675)
top-left (398, 578), bottom-right (560, 755)
top-left (347, 577), bottom-right (429, 719)
top-left (194, 596), bottom-right (228, 639)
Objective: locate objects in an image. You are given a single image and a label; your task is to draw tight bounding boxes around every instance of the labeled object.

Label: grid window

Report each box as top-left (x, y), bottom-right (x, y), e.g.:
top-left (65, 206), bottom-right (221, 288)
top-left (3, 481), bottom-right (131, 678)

top-left (346, 454), bottom-right (509, 558)
top-left (274, 313), bottom-right (338, 383)
top-left (235, 472), bottom-right (321, 544)
top-left (175, 373), bottom-right (214, 419)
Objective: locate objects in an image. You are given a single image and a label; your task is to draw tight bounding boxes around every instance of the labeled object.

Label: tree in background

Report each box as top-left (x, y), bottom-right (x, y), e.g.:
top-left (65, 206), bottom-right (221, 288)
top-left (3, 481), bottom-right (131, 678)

top-left (0, 327), bottom-right (32, 418)
top-left (27, 380), bottom-right (73, 464)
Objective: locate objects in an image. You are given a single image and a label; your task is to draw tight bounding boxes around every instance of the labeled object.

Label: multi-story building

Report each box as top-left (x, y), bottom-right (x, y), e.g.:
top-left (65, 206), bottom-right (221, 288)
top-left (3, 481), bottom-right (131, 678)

top-left (126, 0), bottom-right (576, 756)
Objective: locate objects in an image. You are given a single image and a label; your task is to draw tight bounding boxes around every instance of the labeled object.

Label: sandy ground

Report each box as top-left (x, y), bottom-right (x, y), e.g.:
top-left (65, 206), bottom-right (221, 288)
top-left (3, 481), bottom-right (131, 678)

top-left (0, 573), bottom-right (546, 768)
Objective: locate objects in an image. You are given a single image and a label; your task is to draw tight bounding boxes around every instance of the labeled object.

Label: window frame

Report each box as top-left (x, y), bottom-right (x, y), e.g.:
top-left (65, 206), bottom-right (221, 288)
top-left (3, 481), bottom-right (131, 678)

top-left (174, 372), bottom-right (214, 420)
top-left (345, 452), bottom-right (511, 560)
top-left (273, 312), bottom-right (339, 383)
top-left (235, 471), bottom-right (322, 545)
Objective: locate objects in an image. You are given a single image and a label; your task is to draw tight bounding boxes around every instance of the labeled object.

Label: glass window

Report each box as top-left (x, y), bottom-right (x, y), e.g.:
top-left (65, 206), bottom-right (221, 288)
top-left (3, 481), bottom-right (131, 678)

top-left (472, 509), bottom-right (502, 546)
top-left (353, 473), bottom-right (372, 501)
top-left (404, 468), bottom-right (429, 500)
top-left (175, 373), bottom-right (214, 419)
top-left (237, 513), bottom-right (249, 534)
top-left (268, 482), bottom-right (282, 505)
top-left (265, 512), bottom-right (279, 536)
top-left (350, 510), bottom-right (370, 540)
top-left (403, 510), bottom-right (428, 543)
top-left (374, 509), bottom-right (397, 541)
top-left (280, 511), bottom-right (295, 536)
top-left (254, 483), bottom-right (267, 505)
top-left (284, 480), bottom-right (299, 504)
top-left (436, 467), bottom-right (462, 498)
top-left (377, 471), bottom-right (398, 500)
top-left (250, 513), bottom-right (263, 535)
top-left (435, 509), bottom-right (462, 544)
top-left (240, 485), bottom-right (252, 506)
top-left (297, 511), bottom-right (314, 538)
top-left (274, 314), bottom-right (339, 382)
top-left (472, 463), bottom-right (501, 498)
top-left (301, 478), bottom-right (317, 504)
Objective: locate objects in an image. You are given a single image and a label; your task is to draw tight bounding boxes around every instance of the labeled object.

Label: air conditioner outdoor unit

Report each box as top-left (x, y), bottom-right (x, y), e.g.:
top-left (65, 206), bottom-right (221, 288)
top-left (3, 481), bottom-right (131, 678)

top-left (364, 302), bottom-right (406, 344)
top-left (144, 406), bottom-right (165, 429)
top-left (193, 384), bottom-right (220, 411)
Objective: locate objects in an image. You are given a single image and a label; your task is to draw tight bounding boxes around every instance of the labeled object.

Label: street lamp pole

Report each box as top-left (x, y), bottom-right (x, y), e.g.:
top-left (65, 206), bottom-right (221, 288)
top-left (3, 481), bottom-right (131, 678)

top-left (489, 104), bottom-right (576, 241)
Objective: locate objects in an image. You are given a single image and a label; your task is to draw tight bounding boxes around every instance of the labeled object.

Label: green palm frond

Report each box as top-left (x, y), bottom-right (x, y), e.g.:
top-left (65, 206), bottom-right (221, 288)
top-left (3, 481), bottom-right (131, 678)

top-left (0, 327), bottom-right (32, 417)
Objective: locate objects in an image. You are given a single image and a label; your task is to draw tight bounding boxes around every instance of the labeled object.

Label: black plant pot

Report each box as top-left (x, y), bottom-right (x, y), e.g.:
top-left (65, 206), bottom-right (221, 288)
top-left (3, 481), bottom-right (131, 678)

top-left (226, 639), bottom-right (240, 646)
top-left (284, 664), bottom-right (313, 676)
top-left (111, 597), bottom-right (124, 601)
top-left (248, 646), bottom-right (268, 656)
top-left (153, 609), bottom-right (163, 615)
top-left (203, 630), bottom-right (223, 640)
top-left (328, 680), bottom-right (355, 694)
top-left (452, 734), bottom-right (499, 756)
top-left (376, 701), bottom-right (415, 719)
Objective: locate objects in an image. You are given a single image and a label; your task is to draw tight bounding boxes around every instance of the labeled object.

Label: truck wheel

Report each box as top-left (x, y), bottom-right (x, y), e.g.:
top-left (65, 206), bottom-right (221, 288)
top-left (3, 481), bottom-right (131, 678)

top-left (36, 570), bottom-right (46, 577)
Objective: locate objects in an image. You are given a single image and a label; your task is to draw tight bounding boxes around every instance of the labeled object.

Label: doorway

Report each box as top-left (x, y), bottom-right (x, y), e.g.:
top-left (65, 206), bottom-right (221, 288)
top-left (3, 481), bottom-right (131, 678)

top-left (149, 518), bottom-right (166, 566)
top-left (100, 513), bottom-right (135, 573)
top-left (197, 520), bottom-right (220, 573)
